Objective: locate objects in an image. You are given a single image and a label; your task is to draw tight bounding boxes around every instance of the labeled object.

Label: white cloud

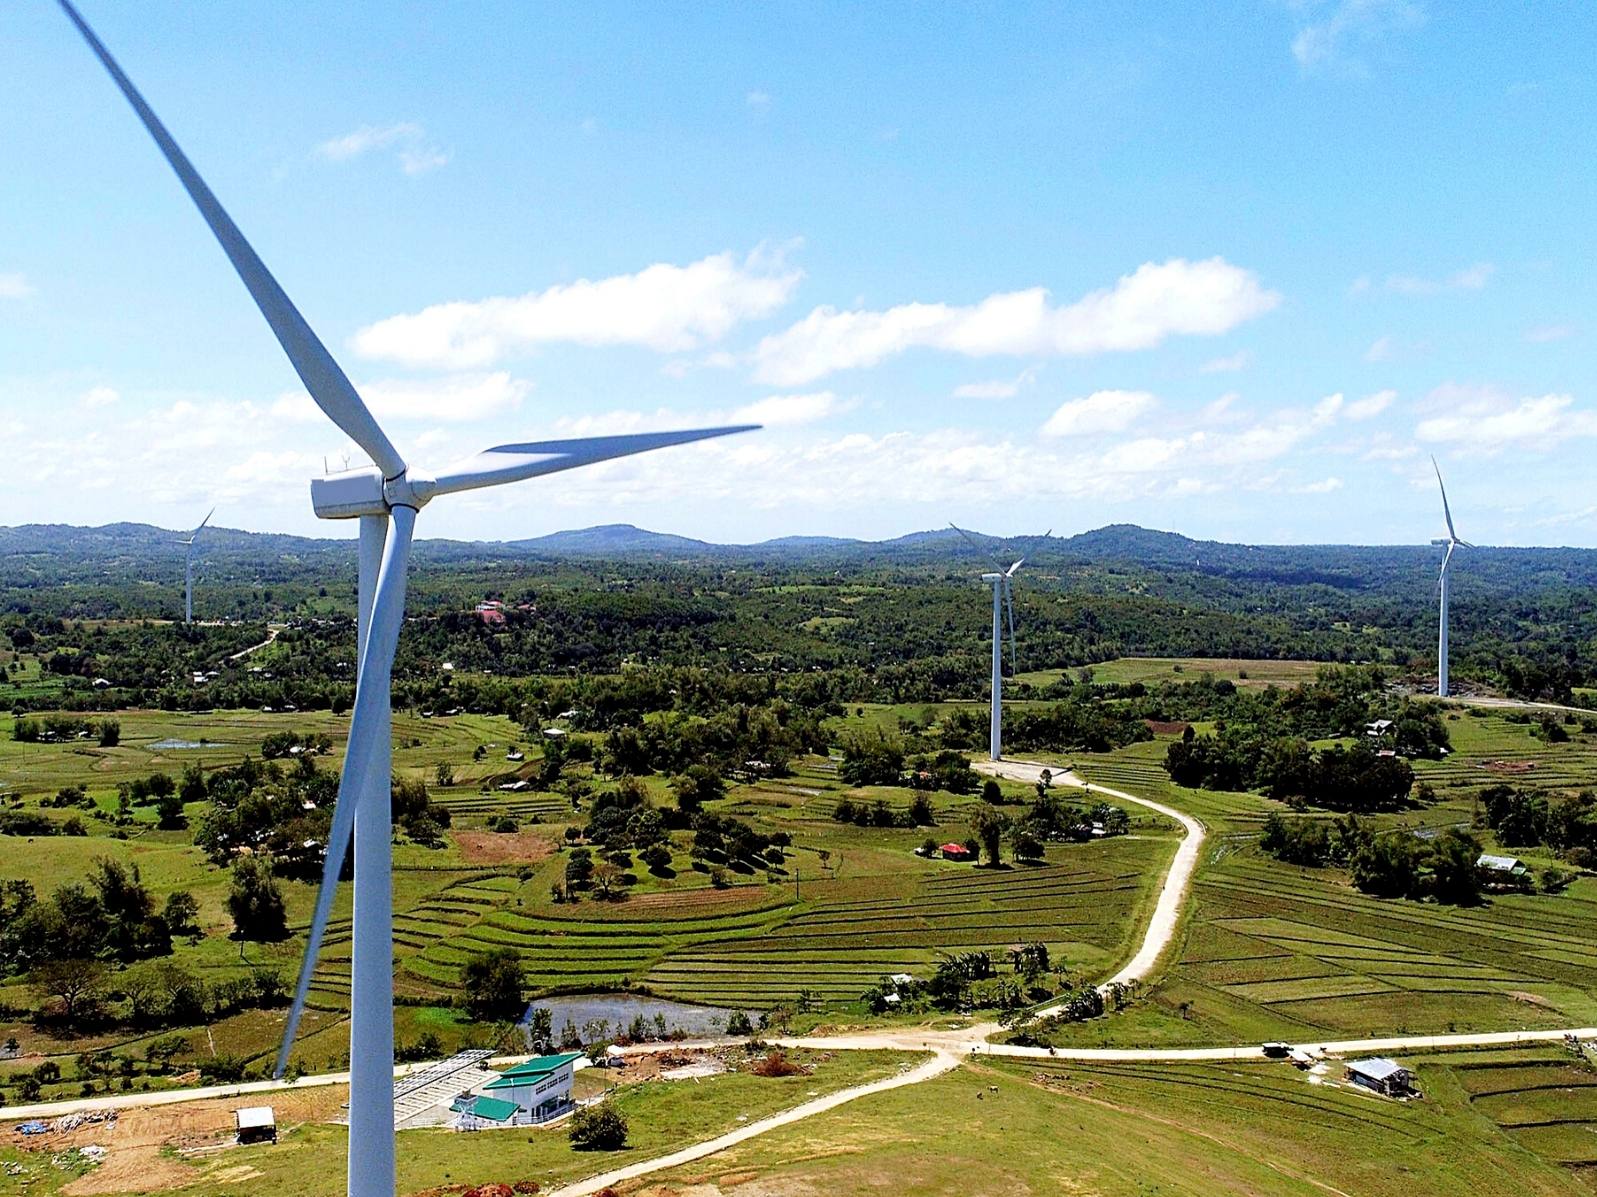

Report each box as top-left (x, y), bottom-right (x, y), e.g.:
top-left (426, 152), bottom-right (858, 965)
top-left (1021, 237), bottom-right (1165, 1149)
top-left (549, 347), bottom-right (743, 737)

top-left (354, 251), bottom-right (802, 369)
top-left (1041, 391), bottom-right (1156, 438)
top-left (272, 372), bottom-right (529, 425)
top-left (753, 258), bottom-right (1279, 386)
top-left (1293, 476), bottom-right (1344, 493)
top-left (953, 367), bottom-right (1040, 400)
top-left (0, 272), bottom-right (34, 298)
top-left (730, 392), bottom-right (842, 427)
top-left (80, 386), bottom-right (119, 409)
top-left (1386, 263), bottom-right (1494, 295)
top-left (1292, 0), bottom-right (1425, 72)
top-left (1525, 323), bottom-right (1576, 344)
top-left (316, 123), bottom-right (449, 174)
top-left (1199, 350), bottom-right (1252, 374)
top-left (1414, 383), bottom-right (1597, 452)
top-left (1345, 389), bottom-right (1396, 420)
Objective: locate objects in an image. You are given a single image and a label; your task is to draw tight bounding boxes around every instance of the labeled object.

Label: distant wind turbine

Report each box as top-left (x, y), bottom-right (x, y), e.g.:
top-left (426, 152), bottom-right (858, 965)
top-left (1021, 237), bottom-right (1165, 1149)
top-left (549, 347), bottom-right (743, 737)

top-left (57, 6), bottom-right (758, 1195)
top-left (950, 525), bottom-right (1048, 760)
top-left (177, 509), bottom-right (212, 625)
top-left (1430, 457), bottom-right (1472, 698)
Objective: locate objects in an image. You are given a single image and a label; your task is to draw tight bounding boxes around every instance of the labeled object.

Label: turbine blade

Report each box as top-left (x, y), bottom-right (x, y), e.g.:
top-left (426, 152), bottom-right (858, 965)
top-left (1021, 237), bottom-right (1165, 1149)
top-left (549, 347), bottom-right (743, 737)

top-left (57, 0), bottom-right (405, 480)
top-left (948, 523), bottom-right (1004, 571)
top-left (193, 508), bottom-right (214, 537)
top-left (424, 426), bottom-right (758, 499)
top-left (1432, 456), bottom-right (1459, 543)
top-left (274, 510), bottom-right (415, 1078)
top-left (1440, 540), bottom-right (1455, 580)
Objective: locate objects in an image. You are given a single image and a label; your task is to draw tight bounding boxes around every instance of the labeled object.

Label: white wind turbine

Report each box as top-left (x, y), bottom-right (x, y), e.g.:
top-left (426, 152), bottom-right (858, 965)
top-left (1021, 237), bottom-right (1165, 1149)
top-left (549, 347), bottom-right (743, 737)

top-left (950, 525), bottom-right (1044, 761)
top-left (58, 6), bottom-right (757, 1195)
top-left (1430, 457), bottom-right (1471, 698)
top-left (177, 509), bottom-right (213, 625)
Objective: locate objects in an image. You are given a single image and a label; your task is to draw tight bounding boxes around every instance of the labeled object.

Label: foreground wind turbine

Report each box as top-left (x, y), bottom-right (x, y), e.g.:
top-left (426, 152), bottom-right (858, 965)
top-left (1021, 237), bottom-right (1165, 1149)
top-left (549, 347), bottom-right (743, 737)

top-left (57, 6), bottom-right (757, 1194)
top-left (950, 525), bottom-right (1046, 760)
top-left (177, 509), bottom-right (213, 625)
top-left (1431, 457), bottom-right (1472, 698)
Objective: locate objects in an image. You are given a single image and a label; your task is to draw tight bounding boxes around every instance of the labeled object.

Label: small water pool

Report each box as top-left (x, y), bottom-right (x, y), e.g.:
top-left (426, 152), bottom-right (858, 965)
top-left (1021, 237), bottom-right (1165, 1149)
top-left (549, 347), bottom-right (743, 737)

top-left (523, 993), bottom-right (751, 1041)
top-left (147, 738), bottom-right (227, 750)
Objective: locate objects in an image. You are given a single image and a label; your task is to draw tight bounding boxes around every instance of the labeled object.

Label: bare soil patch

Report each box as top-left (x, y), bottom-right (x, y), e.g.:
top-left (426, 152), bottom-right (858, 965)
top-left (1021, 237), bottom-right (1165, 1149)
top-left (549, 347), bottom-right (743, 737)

top-left (454, 829), bottom-right (556, 865)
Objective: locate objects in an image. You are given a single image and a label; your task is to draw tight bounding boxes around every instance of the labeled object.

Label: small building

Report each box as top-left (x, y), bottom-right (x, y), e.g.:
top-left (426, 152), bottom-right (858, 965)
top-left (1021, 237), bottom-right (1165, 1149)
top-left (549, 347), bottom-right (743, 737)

top-left (478, 1051), bottom-right (582, 1124)
top-left (1478, 853), bottom-right (1525, 878)
top-left (234, 1105), bottom-right (276, 1144)
top-left (1345, 1058), bottom-right (1417, 1097)
top-left (1365, 719), bottom-right (1395, 738)
top-left (940, 843), bottom-right (975, 862)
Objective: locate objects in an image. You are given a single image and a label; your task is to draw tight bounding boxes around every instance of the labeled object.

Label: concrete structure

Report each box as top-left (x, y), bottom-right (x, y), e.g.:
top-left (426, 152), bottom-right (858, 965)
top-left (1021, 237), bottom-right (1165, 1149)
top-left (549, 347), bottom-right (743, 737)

top-left (1346, 1057), bottom-right (1417, 1097)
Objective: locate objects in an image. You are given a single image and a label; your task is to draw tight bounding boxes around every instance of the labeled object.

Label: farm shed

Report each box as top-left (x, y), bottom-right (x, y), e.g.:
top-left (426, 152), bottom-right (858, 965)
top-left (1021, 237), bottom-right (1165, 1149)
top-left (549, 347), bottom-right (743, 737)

top-left (1478, 854), bottom-right (1526, 878)
top-left (940, 843), bottom-right (975, 861)
top-left (1346, 1058), bottom-right (1417, 1097)
top-left (234, 1106), bottom-right (276, 1144)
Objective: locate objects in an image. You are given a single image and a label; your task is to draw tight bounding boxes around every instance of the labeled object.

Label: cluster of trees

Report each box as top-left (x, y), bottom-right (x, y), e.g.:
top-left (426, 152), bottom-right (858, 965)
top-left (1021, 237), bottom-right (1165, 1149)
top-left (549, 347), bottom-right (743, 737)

top-left (833, 793), bottom-right (936, 829)
top-left (863, 945), bottom-right (1068, 1015)
top-left (1258, 812), bottom-right (1485, 905)
top-left (1002, 702), bottom-right (1153, 754)
top-left (0, 861), bottom-right (199, 976)
top-left (194, 756), bottom-right (452, 876)
top-left (956, 785), bottom-right (1131, 866)
top-left (1477, 785), bottom-right (1597, 862)
top-left (837, 728), bottom-right (978, 793)
top-left (597, 701), bottom-right (827, 778)
top-left (1167, 733), bottom-right (1416, 812)
top-left (12, 715), bottom-right (120, 745)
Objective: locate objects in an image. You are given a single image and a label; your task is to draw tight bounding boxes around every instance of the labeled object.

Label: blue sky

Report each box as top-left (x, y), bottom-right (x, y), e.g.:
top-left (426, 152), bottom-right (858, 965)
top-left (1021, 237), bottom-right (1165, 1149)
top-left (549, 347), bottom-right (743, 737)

top-left (2, 1), bottom-right (1594, 545)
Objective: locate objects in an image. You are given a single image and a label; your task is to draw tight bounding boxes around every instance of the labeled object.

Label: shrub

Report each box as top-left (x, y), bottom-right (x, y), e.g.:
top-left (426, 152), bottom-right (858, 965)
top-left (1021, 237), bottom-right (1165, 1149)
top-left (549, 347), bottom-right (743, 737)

top-left (568, 1102), bottom-right (628, 1151)
top-left (750, 1049), bottom-right (808, 1077)
top-left (462, 948), bottom-right (525, 1022)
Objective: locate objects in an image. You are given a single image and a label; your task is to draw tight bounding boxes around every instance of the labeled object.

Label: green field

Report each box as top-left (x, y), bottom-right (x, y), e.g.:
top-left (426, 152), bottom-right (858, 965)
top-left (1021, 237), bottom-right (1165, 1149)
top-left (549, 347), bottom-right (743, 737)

top-left (634, 1047), bottom-right (1597, 1196)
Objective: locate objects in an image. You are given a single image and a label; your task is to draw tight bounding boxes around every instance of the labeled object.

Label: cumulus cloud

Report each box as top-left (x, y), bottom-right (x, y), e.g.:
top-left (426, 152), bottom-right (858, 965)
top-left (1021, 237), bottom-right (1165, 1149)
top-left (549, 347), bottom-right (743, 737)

top-left (1415, 385), bottom-right (1597, 452)
top-left (354, 251), bottom-right (802, 369)
top-left (752, 258), bottom-right (1279, 386)
top-left (1199, 350), bottom-right (1252, 374)
top-left (953, 367), bottom-right (1040, 400)
top-left (730, 392), bottom-right (843, 426)
top-left (0, 273), bottom-right (34, 298)
top-left (1293, 476), bottom-right (1344, 493)
top-left (1040, 391), bottom-right (1156, 438)
top-left (1525, 324), bottom-right (1576, 344)
top-left (1345, 389), bottom-right (1396, 420)
top-left (317, 123), bottom-right (449, 175)
top-left (80, 386), bottom-right (119, 409)
top-left (1387, 263), bottom-right (1494, 295)
top-left (1292, 0), bottom-right (1425, 72)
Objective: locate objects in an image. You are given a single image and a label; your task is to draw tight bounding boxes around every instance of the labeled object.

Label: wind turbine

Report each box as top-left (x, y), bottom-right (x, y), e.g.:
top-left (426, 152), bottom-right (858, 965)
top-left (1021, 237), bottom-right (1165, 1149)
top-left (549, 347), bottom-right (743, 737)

top-left (950, 525), bottom-right (1046, 760)
top-left (177, 509), bottom-right (213, 625)
top-left (1430, 457), bottom-right (1472, 698)
top-left (57, 7), bottom-right (757, 1195)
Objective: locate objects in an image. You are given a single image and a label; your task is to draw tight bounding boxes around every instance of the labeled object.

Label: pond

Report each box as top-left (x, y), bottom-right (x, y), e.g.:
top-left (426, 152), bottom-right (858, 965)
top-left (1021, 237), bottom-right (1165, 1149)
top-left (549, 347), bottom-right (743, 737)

top-left (522, 993), bottom-right (753, 1041)
top-left (148, 738), bottom-right (226, 750)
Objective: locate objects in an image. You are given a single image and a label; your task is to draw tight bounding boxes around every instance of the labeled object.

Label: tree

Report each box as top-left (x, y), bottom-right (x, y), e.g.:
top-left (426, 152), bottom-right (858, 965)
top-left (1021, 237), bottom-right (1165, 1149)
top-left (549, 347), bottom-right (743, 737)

top-left (28, 959), bottom-right (109, 1028)
top-left (433, 761), bottom-right (455, 787)
top-left (462, 947), bottom-right (525, 1022)
top-left (1427, 828), bottom-right (1484, 905)
top-left (156, 787), bottom-right (187, 830)
top-left (97, 720), bottom-right (120, 748)
top-left (981, 779), bottom-right (1002, 804)
top-left (527, 1006), bottom-right (554, 1052)
top-left (1349, 834), bottom-right (1419, 899)
top-left (968, 804), bottom-right (1009, 866)
top-left (178, 761), bottom-right (207, 806)
top-left (226, 857), bottom-right (287, 941)
top-left (1009, 824), bottom-right (1044, 862)
top-left (639, 843), bottom-right (673, 874)
top-left (163, 891), bottom-right (201, 941)
top-left (565, 847), bottom-right (595, 887)
top-left (569, 1101), bottom-right (628, 1150)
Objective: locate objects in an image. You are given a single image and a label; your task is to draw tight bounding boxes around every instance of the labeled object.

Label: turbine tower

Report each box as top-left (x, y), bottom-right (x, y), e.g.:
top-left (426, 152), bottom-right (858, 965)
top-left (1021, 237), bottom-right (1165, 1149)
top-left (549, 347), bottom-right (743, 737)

top-left (57, 7), bottom-right (758, 1195)
top-left (1430, 457), bottom-right (1471, 698)
top-left (950, 525), bottom-right (1041, 761)
top-left (177, 509), bottom-right (213, 625)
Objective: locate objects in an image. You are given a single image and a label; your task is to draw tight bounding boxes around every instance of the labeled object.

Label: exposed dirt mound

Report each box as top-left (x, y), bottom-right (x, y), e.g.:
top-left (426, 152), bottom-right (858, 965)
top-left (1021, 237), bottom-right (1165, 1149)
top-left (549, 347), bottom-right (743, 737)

top-left (454, 829), bottom-right (556, 865)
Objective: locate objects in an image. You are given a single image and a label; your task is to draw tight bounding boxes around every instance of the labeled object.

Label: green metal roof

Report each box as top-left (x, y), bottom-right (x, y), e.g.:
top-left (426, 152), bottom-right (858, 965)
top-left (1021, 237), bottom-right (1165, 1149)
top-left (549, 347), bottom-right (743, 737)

top-left (499, 1051), bottom-right (584, 1079)
top-left (464, 1095), bottom-right (520, 1123)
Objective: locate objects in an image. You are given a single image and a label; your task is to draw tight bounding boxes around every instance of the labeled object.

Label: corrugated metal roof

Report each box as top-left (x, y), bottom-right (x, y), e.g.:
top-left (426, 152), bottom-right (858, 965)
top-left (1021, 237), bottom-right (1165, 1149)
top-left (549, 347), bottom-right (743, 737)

top-left (234, 1106), bottom-right (275, 1129)
top-left (500, 1051), bottom-right (583, 1078)
top-left (1347, 1057), bottom-right (1408, 1081)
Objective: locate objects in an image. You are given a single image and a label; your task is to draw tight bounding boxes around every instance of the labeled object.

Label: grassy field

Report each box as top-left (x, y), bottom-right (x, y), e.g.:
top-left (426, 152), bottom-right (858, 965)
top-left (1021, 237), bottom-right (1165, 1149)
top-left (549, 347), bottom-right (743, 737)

top-left (632, 1047), bottom-right (1597, 1196)
top-left (1042, 712), bottom-right (1597, 1048)
top-left (0, 1048), bottom-right (923, 1196)
top-left (1017, 655), bottom-right (1329, 691)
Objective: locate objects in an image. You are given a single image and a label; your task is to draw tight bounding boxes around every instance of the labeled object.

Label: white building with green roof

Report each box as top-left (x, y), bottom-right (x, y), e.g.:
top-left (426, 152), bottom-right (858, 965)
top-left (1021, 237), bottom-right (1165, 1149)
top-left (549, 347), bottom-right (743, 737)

top-left (474, 1051), bottom-right (582, 1124)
